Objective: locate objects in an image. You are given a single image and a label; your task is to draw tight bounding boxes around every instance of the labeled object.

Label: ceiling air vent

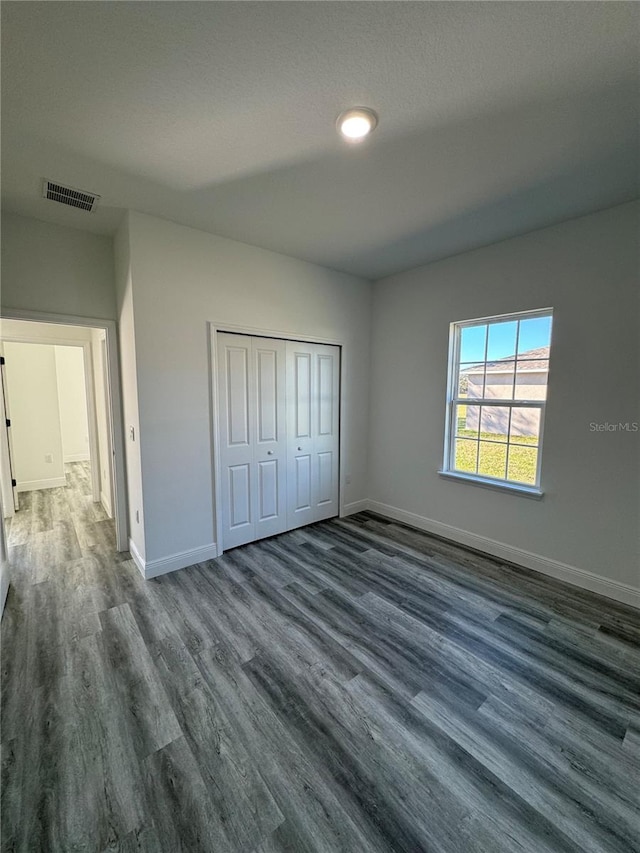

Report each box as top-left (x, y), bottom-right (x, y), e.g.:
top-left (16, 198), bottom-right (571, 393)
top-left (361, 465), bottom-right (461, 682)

top-left (42, 180), bottom-right (100, 212)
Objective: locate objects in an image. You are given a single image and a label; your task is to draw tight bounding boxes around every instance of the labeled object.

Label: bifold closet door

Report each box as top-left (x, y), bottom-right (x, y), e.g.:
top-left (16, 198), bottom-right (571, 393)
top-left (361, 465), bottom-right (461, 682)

top-left (286, 341), bottom-right (340, 530)
top-left (217, 334), bottom-right (287, 549)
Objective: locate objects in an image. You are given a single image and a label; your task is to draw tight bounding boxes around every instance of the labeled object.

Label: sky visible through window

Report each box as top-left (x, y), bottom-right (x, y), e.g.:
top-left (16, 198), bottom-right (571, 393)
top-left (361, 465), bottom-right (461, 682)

top-left (460, 315), bottom-right (552, 364)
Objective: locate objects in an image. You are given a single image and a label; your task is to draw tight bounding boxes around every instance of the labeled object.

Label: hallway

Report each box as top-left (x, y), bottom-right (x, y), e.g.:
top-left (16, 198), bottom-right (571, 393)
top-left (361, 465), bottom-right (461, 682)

top-left (4, 461), bottom-right (115, 580)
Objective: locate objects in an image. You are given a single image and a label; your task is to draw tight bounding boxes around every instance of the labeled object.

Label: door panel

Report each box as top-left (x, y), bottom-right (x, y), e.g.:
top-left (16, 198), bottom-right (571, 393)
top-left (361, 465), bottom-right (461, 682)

top-left (312, 344), bottom-right (340, 522)
top-left (219, 333), bottom-right (339, 549)
top-left (252, 337), bottom-right (287, 541)
top-left (294, 352), bottom-right (311, 439)
top-left (256, 348), bottom-right (277, 444)
top-left (257, 459), bottom-right (279, 521)
top-left (294, 455), bottom-right (312, 510)
top-left (229, 464), bottom-right (251, 528)
top-left (218, 335), bottom-right (255, 549)
top-left (218, 333), bottom-right (287, 549)
top-left (317, 451), bottom-right (334, 505)
top-left (286, 341), bottom-right (340, 529)
top-left (286, 343), bottom-right (314, 529)
top-left (226, 347), bottom-right (250, 446)
top-left (318, 355), bottom-right (335, 436)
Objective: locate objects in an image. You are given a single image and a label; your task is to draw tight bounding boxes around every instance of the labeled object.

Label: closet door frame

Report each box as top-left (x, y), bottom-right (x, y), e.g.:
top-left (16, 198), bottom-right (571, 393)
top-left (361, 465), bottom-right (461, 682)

top-left (209, 322), bottom-right (345, 556)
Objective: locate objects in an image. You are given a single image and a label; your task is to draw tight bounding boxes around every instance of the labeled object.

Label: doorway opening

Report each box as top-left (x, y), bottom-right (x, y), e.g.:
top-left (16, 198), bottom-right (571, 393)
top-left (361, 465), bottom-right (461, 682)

top-left (0, 313), bottom-right (127, 557)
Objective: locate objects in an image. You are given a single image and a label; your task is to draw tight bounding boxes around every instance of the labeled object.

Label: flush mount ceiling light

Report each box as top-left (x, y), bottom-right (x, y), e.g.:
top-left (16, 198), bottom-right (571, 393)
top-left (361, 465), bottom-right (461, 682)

top-left (336, 107), bottom-right (378, 142)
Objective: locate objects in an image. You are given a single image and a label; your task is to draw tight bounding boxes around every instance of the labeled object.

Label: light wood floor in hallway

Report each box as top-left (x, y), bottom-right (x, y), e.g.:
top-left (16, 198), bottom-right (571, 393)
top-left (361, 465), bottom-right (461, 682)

top-left (2, 462), bottom-right (639, 852)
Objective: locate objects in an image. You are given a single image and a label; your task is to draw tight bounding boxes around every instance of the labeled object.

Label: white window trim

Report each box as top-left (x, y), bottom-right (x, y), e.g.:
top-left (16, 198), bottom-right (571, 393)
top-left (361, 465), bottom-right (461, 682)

top-left (441, 307), bottom-right (553, 496)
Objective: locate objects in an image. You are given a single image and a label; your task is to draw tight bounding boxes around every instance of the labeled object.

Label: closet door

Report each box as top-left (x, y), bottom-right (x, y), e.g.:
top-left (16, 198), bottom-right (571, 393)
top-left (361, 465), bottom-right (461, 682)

top-left (218, 334), bottom-right (288, 550)
top-left (218, 334), bottom-right (255, 549)
top-left (252, 337), bottom-right (287, 541)
top-left (286, 341), bottom-right (340, 529)
top-left (313, 344), bottom-right (340, 522)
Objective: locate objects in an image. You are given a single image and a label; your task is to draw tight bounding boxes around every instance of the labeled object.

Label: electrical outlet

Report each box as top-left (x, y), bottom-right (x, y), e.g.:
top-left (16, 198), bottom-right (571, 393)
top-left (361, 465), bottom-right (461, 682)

top-left (44, 453), bottom-right (53, 464)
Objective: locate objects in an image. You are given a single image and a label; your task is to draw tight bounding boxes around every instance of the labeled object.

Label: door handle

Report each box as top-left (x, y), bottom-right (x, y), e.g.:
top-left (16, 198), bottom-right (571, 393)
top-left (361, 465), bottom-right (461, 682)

top-left (298, 447), bottom-right (302, 451)
top-left (267, 450), bottom-right (274, 455)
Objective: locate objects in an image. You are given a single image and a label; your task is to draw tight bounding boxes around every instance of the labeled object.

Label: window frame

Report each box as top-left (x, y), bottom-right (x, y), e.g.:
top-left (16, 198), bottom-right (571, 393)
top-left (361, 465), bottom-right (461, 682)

top-left (440, 307), bottom-right (553, 497)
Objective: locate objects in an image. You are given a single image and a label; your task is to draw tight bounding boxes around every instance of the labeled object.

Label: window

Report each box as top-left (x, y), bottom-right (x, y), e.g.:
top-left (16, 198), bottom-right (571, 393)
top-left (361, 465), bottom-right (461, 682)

top-left (441, 308), bottom-right (553, 495)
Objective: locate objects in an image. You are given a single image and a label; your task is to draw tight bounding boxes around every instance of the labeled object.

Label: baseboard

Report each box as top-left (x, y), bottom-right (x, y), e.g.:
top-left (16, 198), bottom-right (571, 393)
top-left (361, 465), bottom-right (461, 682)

top-left (64, 453), bottom-right (90, 463)
top-left (128, 539), bottom-right (146, 578)
top-left (17, 477), bottom-right (67, 492)
top-left (129, 539), bottom-right (219, 580)
top-left (366, 500), bottom-right (640, 610)
top-left (343, 499), bottom-right (369, 516)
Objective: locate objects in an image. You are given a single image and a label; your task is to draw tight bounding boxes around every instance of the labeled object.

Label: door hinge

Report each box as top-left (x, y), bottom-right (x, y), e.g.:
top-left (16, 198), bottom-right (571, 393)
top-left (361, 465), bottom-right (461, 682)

top-left (5, 419), bottom-right (10, 428)
top-left (11, 479), bottom-right (16, 487)
top-left (0, 356), bottom-right (4, 365)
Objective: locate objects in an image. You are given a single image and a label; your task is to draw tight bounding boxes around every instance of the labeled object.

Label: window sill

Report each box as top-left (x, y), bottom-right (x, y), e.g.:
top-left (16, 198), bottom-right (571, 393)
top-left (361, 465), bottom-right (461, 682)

top-left (438, 470), bottom-right (543, 500)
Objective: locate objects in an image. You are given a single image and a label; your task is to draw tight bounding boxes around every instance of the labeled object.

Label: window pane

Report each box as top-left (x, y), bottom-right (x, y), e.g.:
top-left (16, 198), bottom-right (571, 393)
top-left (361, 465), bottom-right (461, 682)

top-left (460, 325), bottom-right (487, 363)
top-left (484, 361), bottom-right (514, 399)
top-left (447, 310), bottom-right (551, 489)
top-left (507, 445), bottom-right (538, 485)
top-left (487, 320), bottom-right (517, 361)
top-left (509, 407), bottom-right (541, 443)
top-left (457, 404), bottom-right (479, 437)
top-left (515, 359), bottom-right (548, 401)
top-left (480, 406), bottom-right (509, 441)
top-left (454, 438), bottom-right (478, 473)
top-left (478, 441), bottom-right (507, 480)
top-left (460, 364), bottom-right (484, 399)
top-left (518, 315), bottom-right (552, 354)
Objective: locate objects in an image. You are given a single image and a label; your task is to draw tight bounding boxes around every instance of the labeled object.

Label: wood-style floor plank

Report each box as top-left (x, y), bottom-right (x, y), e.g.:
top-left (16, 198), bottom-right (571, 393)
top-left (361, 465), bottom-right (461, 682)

top-left (2, 462), bottom-right (639, 852)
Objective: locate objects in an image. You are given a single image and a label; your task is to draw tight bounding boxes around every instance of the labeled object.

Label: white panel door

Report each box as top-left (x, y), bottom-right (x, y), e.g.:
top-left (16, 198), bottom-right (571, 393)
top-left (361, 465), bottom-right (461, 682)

top-left (313, 344), bottom-right (340, 522)
top-left (286, 344), bottom-right (314, 529)
top-left (218, 334), bottom-right (254, 549)
top-left (252, 338), bottom-right (287, 541)
top-left (286, 342), bottom-right (340, 529)
top-left (218, 333), bottom-right (287, 550)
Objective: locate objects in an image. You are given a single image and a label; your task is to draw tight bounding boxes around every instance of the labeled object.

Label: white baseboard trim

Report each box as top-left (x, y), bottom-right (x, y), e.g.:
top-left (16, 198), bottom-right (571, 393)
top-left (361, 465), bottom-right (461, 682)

top-left (129, 539), bottom-right (219, 580)
top-left (343, 499), bottom-right (369, 516)
top-left (128, 538), bottom-right (146, 578)
top-left (17, 477), bottom-right (67, 492)
top-left (64, 453), bottom-right (90, 463)
top-left (367, 500), bottom-right (640, 610)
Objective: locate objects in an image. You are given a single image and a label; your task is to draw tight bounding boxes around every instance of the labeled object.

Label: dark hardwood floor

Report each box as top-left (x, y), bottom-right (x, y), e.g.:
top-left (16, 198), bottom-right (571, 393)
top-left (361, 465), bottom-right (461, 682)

top-left (2, 462), bottom-right (639, 852)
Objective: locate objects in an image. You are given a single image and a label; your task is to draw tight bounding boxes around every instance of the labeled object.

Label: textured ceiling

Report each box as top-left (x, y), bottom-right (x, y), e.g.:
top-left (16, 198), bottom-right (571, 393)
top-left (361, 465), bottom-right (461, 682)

top-left (2, 2), bottom-right (638, 280)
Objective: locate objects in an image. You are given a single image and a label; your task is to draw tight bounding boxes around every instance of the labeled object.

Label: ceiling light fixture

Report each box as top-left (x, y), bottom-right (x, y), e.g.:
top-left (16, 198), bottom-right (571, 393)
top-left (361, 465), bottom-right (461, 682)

top-left (337, 107), bottom-right (378, 142)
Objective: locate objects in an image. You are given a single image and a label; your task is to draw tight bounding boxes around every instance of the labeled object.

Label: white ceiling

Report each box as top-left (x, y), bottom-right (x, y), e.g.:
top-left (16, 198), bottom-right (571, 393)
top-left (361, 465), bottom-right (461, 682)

top-left (2, 2), bottom-right (638, 280)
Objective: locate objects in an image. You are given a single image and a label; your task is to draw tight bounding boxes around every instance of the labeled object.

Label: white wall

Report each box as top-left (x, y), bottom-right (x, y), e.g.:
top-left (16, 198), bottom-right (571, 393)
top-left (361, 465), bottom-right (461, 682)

top-left (369, 202), bottom-right (640, 592)
top-left (1, 213), bottom-right (116, 320)
top-left (125, 211), bottom-right (372, 566)
top-left (114, 216), bottom-right (145, 559)
top-left (3, 342), bottom-right (65, 490)
top-left (54, 346), bottom-right (90, 462)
